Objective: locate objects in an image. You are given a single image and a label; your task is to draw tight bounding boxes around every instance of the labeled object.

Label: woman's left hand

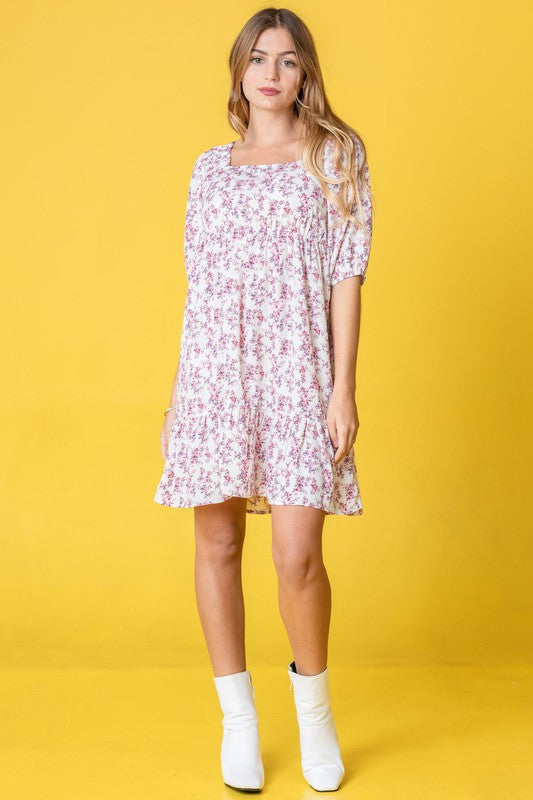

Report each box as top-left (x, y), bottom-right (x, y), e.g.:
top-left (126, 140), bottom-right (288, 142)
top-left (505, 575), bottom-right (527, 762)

top-left (326, 389), bottom-right (360, 465)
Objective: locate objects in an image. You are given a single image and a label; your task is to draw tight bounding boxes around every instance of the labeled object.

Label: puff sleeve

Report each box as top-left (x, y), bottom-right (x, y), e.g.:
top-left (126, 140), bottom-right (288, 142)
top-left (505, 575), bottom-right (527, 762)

top-left (327, 140), bottom-right (373, 287)
top-left (183, 153), bottom-right (206, 282)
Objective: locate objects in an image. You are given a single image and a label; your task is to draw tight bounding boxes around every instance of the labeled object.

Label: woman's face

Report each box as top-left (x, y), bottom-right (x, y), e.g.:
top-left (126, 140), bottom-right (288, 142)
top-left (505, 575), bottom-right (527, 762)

top-left (241, 27), bottom-right (304, 113)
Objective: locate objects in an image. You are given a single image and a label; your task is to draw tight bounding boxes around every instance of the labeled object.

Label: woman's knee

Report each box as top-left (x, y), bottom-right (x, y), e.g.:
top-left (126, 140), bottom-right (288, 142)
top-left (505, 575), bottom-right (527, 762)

top-left (272, 546), bottom-right (323, 587)
top-left (194, 498), bottom-right (246, 563)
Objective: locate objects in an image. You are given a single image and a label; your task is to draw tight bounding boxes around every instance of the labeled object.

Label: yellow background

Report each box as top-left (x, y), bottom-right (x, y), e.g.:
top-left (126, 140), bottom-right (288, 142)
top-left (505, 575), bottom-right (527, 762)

top-left (1, 1), bottom-right (532, 796)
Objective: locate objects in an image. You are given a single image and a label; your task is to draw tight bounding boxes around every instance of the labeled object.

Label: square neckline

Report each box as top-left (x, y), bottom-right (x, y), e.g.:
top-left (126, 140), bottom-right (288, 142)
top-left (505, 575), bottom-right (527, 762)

top-left (226, 141), bottom-right (302, 169)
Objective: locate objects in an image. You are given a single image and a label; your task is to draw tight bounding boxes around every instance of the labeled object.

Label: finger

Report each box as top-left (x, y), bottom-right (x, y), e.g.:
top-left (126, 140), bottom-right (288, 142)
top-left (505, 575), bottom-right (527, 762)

top-left (333, 433), bottom-right (354, 464)
top-left (328, 426), bottom-right (338, 451)
top-left (334, 447), bottom-right (347, 465)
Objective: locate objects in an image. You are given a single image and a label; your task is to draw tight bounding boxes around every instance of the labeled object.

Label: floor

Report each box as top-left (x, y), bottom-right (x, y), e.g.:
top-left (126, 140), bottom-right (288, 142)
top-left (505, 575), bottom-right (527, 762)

top-left (1, 663), bottom-right (531, 799)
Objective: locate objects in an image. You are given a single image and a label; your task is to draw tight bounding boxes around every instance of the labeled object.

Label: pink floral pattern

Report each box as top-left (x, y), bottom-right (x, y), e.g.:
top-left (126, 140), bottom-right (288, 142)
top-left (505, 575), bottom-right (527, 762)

top-left (154, 134), bottom-right (372, 515)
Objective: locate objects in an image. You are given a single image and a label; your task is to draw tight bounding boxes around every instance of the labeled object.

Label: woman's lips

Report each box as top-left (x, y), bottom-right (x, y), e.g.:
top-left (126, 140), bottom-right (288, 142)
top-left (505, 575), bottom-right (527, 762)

top-left (259, 88), bottom-right (280, 95)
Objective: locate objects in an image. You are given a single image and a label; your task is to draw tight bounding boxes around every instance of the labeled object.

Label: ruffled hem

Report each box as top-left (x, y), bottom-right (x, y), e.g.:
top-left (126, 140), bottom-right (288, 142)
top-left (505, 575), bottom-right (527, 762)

top-left (154, 489), bottom-right (363, 516)
top-left (153, 398), bottom-right (364, 516)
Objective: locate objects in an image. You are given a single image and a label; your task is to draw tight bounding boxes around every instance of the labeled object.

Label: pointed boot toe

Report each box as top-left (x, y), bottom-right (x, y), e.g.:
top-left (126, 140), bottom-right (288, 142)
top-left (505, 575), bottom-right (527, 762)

top-left (304, 763), bottom-right (345, 791)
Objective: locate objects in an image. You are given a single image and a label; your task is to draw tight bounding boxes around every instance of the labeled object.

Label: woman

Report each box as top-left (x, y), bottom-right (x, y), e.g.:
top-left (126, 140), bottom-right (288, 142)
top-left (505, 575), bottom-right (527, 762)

top-left (154, 7), bottom-right (373, 793)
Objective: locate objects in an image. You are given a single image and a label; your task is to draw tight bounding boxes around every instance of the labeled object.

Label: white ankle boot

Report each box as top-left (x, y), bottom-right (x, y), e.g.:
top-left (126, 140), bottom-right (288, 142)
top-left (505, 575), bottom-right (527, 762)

top-left (213, 669), bottom-right (265, 791)
top-left (287, 660), bottom-right (345, 791)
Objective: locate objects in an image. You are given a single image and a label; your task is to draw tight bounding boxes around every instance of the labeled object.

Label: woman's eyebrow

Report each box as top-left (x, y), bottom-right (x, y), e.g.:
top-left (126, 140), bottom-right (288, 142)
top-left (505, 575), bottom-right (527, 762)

top-left (251, 48), bottom-right (297, 56)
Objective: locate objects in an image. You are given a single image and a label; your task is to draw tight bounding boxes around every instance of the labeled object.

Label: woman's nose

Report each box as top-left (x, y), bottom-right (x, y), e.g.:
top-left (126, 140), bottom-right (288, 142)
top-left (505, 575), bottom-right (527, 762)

top-left (265, 65), bottom-right (279, 80)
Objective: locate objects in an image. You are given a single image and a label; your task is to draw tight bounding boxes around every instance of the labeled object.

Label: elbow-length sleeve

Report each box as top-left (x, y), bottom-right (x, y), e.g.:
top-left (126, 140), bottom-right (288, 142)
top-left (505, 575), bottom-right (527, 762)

top-left (183, 153), bottom-right (206, 283)
top-left (326, 138), bottom-right (373, 287)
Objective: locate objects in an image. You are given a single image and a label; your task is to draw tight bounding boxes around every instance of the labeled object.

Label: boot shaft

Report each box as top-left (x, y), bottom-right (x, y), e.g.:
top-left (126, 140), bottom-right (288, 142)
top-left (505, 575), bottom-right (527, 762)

top-left (213, 669), bottom-right (258, 729)
top-left (288, 660), bottom-right (333, 717)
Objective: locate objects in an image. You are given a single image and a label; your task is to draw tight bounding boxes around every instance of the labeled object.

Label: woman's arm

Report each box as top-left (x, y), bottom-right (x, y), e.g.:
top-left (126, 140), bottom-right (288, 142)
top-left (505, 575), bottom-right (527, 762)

top-left (325, 135), bottom-right (372, 465)
top-left (160, 362), bottom-right (179, 460)
top-left (330, 275), bottom-right (361, 393)
top-left (159, 152), bottom-right (206, 460)
top-left (327, 276), bottom-right (362, 464)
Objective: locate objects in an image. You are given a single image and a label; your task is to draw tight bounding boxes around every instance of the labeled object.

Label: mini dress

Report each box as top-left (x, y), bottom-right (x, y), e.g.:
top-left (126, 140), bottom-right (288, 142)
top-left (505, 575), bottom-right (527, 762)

top-left (154, 133), bottom-right (373, 515)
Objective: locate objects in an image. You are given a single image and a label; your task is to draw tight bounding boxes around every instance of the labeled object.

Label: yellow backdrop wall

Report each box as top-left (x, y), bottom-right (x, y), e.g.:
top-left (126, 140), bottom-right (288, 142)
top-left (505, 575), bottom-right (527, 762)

top-left (1, 0), bottom-right (531, 670)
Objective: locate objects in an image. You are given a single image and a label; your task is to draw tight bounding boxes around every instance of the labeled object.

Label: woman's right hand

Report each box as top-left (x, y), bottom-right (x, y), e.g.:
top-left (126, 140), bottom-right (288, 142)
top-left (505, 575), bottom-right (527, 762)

top-left (160, 409), bottom-right (177, 461)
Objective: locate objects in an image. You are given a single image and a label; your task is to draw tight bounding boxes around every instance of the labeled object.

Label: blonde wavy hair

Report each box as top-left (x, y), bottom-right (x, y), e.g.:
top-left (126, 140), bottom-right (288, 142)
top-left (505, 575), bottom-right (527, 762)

top-left (227, 7), bottom-right (373, 236)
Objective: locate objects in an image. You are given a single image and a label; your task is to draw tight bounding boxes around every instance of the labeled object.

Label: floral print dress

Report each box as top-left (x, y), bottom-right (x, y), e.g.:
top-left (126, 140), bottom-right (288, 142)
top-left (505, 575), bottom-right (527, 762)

top-left (154, 133), bottom-right (372, 515)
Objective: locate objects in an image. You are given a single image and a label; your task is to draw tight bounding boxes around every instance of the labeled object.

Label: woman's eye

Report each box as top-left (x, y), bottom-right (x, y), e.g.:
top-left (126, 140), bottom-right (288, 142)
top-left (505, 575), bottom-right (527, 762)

top-left (250, 57), bottom-right (297, 68)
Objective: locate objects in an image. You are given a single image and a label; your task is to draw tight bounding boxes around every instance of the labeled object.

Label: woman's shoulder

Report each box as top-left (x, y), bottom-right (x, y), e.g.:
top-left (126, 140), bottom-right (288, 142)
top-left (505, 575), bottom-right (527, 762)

top-left (190, 143), bottom-right (229, 173)
top-left (322, 131), bottom-right (365, 165)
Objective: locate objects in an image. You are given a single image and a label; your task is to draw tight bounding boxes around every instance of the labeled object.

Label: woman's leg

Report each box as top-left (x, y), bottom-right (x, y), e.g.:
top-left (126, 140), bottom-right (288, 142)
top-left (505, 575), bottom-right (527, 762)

top-left (272, 505), bottom-right (344, 791)
top-left (270, 505), bottom-right (330, 675)
top-left (194, 497), bottom-right (248, 677)
top-left (197, 498), bottom-right (265, 790)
